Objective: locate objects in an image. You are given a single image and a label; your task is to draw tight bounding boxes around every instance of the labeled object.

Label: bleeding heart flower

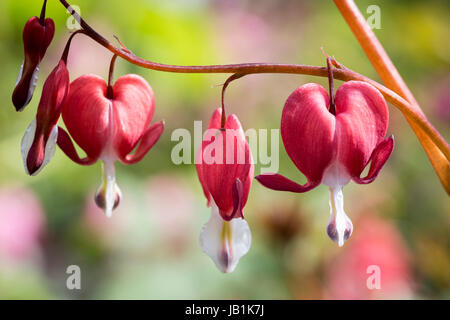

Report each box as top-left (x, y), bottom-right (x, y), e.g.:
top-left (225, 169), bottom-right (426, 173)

top-left (58, 73), bottom-right (164, 217)
top-left (256, 81), bottom-right (393, 247)
top-left (196, 108), bottom-right (254, 273)
top-left (12, 1), bottom-right (55, 111)
top-left (21, 60), bottom-right (70, 176)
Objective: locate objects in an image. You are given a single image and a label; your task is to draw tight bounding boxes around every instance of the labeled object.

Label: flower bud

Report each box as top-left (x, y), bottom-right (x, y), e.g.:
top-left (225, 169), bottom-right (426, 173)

top-left (196, 108), bottom-right (254, 273)
top-left (21, 60), bottom-right (69, 175)
top-left (13, 16), bottom-right (55, 111)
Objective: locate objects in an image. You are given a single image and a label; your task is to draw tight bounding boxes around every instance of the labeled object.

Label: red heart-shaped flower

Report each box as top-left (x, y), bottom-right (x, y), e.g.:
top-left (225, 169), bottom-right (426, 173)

top-left (256, 80), bottom-right (393, 247)
top-left (61, 73), bottom-right (156, 162)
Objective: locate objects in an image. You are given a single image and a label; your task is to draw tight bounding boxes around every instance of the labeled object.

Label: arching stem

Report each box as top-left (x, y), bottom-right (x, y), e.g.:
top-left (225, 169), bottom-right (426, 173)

top-left (57, 0), bottom-right (450, 193)
top-left (221, 73), bottom-right (246, 128)
top-left (61, 29), bottom-right (86, 64)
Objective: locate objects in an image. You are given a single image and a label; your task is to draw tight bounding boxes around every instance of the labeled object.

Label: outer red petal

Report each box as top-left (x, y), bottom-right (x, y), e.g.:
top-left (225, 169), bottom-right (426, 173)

top-left (12, 17), bottom-right (55, 110)
top-left (23, 17), bottom-right (55, 60)
top-left (112, 74), bottom-right (155, 159)
top-left (56, 127), bottom-right (97, 165)
top-left (122, 120), bottom-right (164, 164)
top-left (196, 146), bottom-right (211, 206)
top-left (208, 108), bottom-right (222, 129)
top-left (195, 107), bottom-right (224, 207)
top-left (353, 135), bottom-right (394, 184)
top-left (255, 173), bottom-right (319, 193)
top-left (230, 178), bottom-right (244, 220)
top-left (197, 109), bottom-right (253, 220)
top-left (35, 61), bottom-right (69, 127)
top-left (280, 83), bottom-right (335, 184)
top-left (25, 60), bottom-right (69, 174)
top-left (335, 81), bottom-right (389, 179)
top-left (62, 74), bottom-right (110, 160)
top-left (62, 74), bottom-right (155, 162)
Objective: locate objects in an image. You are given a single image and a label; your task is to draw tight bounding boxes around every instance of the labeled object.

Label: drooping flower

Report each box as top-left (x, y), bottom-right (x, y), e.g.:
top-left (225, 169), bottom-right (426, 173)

top-left (58, 73), bottom-right (164, 217)
top-left (21, 60), bottom-right (70, 175)
top-left (256, 81), bottom-right (393, 247)
top-left (12, 0), bottom-right (55, 111)
top-left (196, 108), bottom-right (254, 273)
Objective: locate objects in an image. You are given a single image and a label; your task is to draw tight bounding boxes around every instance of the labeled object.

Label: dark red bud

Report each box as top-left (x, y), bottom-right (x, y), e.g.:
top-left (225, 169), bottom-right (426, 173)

top-left (12, 16), bottom-right (55, 111)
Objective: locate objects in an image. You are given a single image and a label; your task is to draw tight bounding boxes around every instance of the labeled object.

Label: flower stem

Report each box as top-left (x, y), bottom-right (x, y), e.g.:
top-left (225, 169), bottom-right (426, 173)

top-left (61, 29), bottom-right (86, 64)
top-left (334, 0), bottom-right (450, 194)
top-left (221, 73), bottom-right (246, 128)
top-left (326, 57), bottom-right (336, 115)
top-left (107, 54), bottom-right (118, 99)
top-left (39, 0), bottom-right (47, 25)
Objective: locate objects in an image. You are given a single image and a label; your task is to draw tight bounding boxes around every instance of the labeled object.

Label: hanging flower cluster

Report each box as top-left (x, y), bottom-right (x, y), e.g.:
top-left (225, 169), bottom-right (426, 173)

top-left (17, 1), bottom-right (164, 218)
top-left (11, 0), bottom-right (414, 274)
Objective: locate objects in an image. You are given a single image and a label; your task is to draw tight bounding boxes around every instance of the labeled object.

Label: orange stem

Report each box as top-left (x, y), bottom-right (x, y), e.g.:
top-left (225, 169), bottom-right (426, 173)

top-left (334, 0), bottom-right (450, 195)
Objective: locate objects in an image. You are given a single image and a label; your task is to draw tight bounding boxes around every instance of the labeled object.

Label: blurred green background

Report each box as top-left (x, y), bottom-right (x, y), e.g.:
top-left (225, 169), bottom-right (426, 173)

top-left (0, 0), bottom-right (449, 299)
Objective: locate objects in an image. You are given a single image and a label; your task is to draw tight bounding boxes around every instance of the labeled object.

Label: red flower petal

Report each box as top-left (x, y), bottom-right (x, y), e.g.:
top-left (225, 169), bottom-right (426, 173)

top-left (196, 147), bottom-right (211, 207)
top-left (111, 74), bottom-right (155, 159)
top-left (353, 135), bottom-right (394, 184)
top-left (197, 108), bottom-right (253, 220)
top-left (12, 17), bottom-right (55, 110)
top-left (230, 178), bottom-right (244, 220)
top-left (122, 120), bottom-right (164, 164)
top-left (280, 83), bottom-right (335, 185)
top-left (255, 173), bottom-right (319, 193)
top-left (62, 74), bottom-right (110, 160)
top-left (208, 108), bottom-right (222, 129)
top-left (62, 74), bottom-right (155, 162)
top-left (56, 127), bottom-right (97, 165)
top-left (21, 60), bottom-right (69, 175)
top-left (335, 81), bottom-right (389, 180)
top-left (195, 108), bottom-right (223, 206)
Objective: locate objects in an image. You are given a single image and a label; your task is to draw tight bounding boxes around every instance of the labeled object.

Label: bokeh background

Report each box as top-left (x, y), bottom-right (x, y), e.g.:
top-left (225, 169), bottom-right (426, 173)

top-left (0, 0), bottom-right (449, 299)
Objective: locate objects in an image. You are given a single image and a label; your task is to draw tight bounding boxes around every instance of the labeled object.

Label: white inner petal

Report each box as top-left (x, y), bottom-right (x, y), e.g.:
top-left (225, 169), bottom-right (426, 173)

top-left (322, 161), bottom-right (350, 189)
top-left (20, 118), bottom-right (37, 175)
top-left (322, 160), bottom-right (353, 247)
top-left (199, 201), bottom-right (251, 273)
top-left (96, 99), bottom-right (122, 218)
top-left (26, 64), bottom-right (40, 107)
top-left (15, 60), bottom-right (24, 87)
top-left (102, 159), bottom-right (120, 218)
top-left (37, 125), bottom-right (58, 176)
top-left (20, 120), bottom-right (58, 176)
top-left (15, 62), bottom-right (40, 110)
top-left (328, 186), bottom-right (353, 247)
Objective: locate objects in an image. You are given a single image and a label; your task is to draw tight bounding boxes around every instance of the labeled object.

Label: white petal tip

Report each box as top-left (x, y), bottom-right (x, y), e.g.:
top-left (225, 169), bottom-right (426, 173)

top-left (20, 120), bottom-right (58, 176)
top-left (95, 160), bottom-right (121, 217)
top-left (200, 203), bottom-right (251, 273)
top-left (327, 187), bottom-right (353, 247)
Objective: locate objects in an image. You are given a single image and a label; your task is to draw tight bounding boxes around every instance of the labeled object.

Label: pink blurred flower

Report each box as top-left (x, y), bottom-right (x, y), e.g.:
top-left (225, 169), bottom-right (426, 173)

top-left (324, 215), bottom-right (414, 299)
top-left (432, 77), bottom-right (450, 125)
top-left (0, 186), bottom-right (45, 262)
top-left (146, 174), bottom-right (195, 254)
top-left (213, 9), bottom-right (273, 61)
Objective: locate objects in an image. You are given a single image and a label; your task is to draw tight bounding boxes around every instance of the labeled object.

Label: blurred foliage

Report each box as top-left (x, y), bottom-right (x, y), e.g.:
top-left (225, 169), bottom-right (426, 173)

top-left (0, 0), bottom-right (448, 299)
